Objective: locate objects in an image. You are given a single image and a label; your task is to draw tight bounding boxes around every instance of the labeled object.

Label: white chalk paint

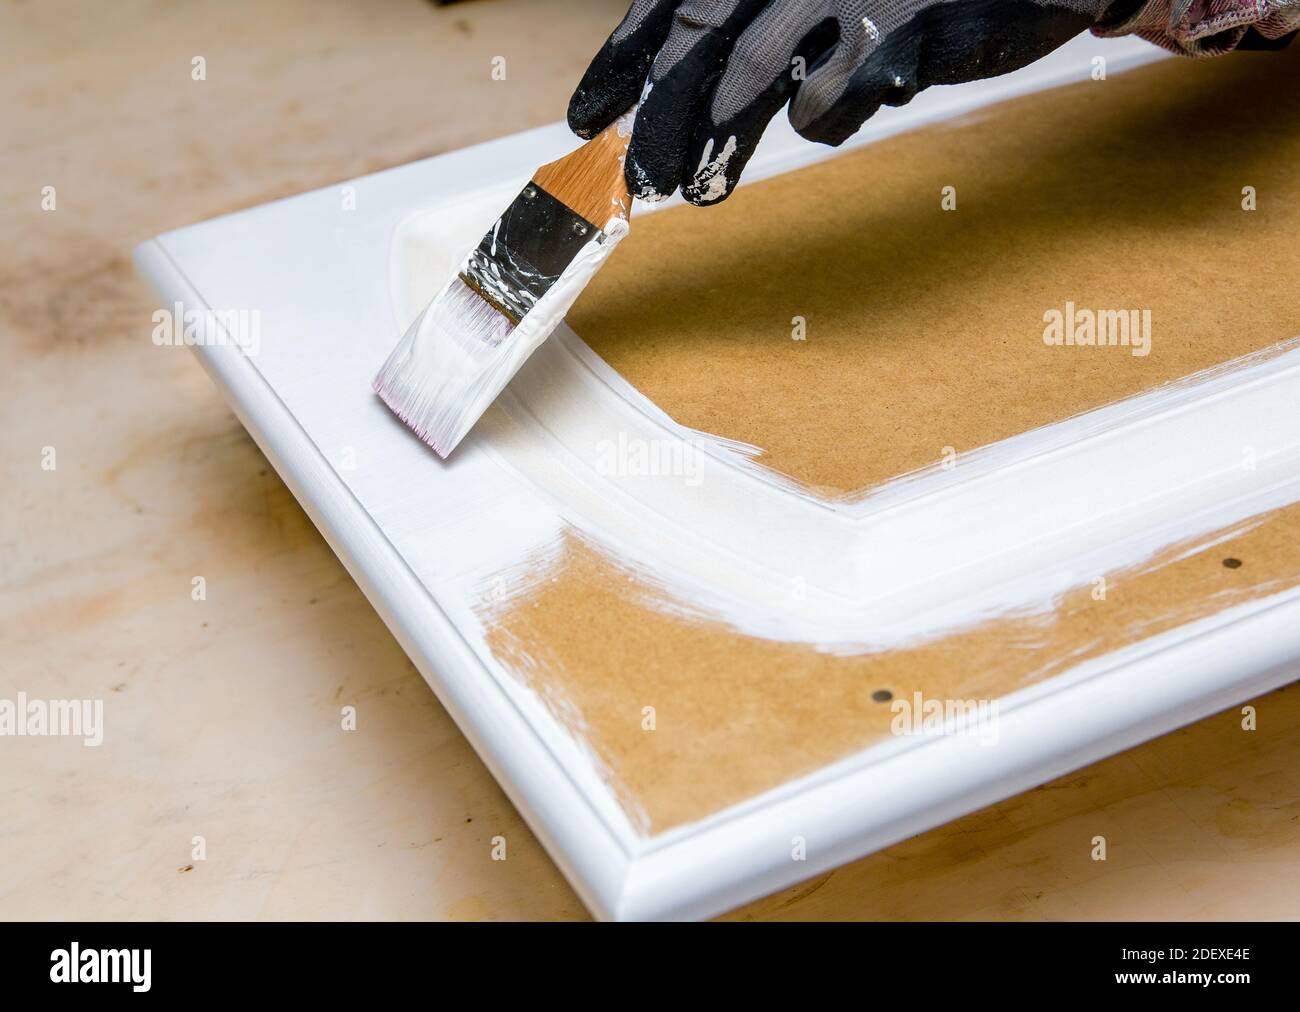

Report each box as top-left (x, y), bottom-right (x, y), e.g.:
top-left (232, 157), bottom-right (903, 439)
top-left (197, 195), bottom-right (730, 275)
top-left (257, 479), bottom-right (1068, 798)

top-left (689, 135), bottom-right (739, 203)
top-left (392, 193), bottom-right (1300, 654)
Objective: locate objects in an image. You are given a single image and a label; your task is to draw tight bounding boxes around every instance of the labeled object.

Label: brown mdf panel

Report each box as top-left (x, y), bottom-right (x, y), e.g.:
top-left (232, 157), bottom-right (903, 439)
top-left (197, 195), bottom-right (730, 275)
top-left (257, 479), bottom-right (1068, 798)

top-left (484, 505), bottom-right (1300, 833)
top-left (571, 47), bottom-right (1300, 497)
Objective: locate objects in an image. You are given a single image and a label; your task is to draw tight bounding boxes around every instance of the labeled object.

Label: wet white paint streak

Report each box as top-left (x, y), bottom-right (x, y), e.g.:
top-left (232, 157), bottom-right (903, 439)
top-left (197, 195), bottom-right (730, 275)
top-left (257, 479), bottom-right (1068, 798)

top-left (690, 135), bottom-right (738, 203)
top-left (391, 190), bottom-right (1300, 656)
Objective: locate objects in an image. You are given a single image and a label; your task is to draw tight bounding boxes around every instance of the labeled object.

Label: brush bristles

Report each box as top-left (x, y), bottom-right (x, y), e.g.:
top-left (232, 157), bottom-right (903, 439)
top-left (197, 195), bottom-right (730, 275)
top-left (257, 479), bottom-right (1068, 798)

top-left (374, 118), bottom-right (634, 458)
top-left (373, 277), bottom-right (515, 457)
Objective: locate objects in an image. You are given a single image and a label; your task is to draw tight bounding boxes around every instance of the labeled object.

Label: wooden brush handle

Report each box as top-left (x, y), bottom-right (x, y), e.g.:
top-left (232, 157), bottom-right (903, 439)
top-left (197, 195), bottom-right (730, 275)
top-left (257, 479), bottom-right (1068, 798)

top-left (532, 111), bottom-right (634, 227)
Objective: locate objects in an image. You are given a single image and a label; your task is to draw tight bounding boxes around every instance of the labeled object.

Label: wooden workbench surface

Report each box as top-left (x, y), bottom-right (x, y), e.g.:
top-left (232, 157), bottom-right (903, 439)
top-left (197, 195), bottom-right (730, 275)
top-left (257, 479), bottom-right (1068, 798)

top-left (3, 0), bottom-right (1296, 920)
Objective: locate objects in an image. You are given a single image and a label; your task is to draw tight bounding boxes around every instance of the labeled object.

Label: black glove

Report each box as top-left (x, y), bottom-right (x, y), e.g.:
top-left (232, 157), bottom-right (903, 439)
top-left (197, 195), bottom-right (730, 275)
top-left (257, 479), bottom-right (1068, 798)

top-left (568, 0), bottom-right (1114, 205)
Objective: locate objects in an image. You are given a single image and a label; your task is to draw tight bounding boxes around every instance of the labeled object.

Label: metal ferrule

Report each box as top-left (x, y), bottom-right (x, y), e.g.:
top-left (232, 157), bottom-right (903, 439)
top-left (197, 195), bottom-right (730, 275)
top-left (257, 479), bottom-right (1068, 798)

top-left (458, 183), bottom-right (605, 325)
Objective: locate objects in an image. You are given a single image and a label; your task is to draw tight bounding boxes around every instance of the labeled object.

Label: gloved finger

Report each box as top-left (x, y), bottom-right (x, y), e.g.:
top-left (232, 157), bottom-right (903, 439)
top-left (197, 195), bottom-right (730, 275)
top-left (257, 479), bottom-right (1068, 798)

top-left (791, 0), bottom-right (1100, 147)
top-left (623, 0), bottom-right (771, 201)
top-left (682, 11), bottom-right (838, 205)
top-left (568, 0), bottom-right (679, 140)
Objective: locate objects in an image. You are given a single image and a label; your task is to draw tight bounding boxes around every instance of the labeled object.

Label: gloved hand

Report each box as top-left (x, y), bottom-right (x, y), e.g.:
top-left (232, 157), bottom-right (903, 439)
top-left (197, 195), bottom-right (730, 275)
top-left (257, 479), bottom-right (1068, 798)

top-left (568, 0), bottom-right (1117, 205)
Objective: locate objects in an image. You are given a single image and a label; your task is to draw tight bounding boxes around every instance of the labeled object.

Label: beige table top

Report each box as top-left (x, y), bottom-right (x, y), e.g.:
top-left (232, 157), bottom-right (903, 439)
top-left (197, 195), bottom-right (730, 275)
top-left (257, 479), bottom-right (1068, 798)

top-left (2, 0), bottom-right (1296, 921)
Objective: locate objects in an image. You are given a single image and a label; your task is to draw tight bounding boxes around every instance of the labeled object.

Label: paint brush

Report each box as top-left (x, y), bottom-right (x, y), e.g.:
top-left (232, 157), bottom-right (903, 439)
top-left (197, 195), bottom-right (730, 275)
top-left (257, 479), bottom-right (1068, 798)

top-left (374, 111), bottom-right (635, 457)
